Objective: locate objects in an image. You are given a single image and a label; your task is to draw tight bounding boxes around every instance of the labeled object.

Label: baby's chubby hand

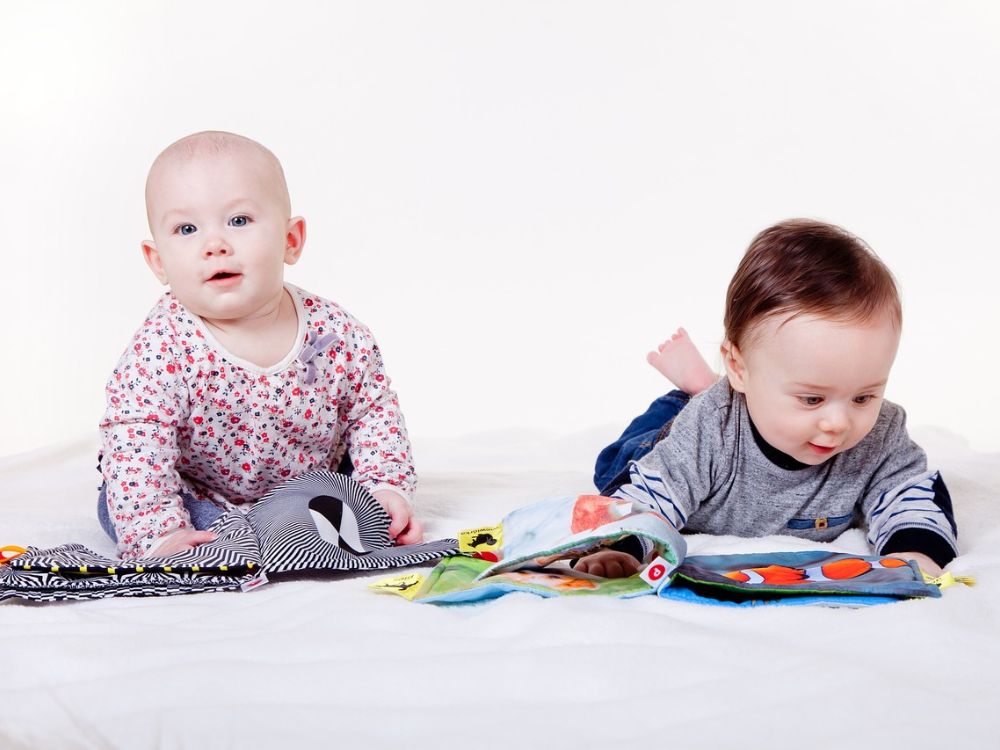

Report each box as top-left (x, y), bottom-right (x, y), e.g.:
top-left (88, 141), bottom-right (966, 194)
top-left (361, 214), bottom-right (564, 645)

top-left (574, 549), bottom-right (642, 578)
top-left (373, 490), bottom-right (424, 545)
top-left (145, 529), bottom-right (217, 558)
top-left (892, 550), bottom-right (943, 577)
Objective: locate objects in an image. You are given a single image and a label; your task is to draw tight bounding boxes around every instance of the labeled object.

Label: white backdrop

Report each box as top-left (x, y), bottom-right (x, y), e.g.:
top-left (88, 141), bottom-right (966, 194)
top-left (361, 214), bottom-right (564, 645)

top-left (1, 0), bottom-right (998, 458)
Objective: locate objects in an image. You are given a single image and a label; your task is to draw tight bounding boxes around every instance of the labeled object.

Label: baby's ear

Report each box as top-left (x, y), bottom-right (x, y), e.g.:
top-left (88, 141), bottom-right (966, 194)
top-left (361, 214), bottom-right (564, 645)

top-left (141, 241), bottom-right (169, 285)
top-left (284, 216), bottom-right (306, 265)
top-left (720, 340), bottom-right (747, 393)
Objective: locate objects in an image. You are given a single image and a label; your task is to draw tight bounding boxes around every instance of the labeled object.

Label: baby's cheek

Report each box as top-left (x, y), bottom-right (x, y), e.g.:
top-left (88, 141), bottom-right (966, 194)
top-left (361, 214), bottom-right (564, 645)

top-left (766, 410), bottom-right (803, 443)
top-left (853, 414), bottom-right (881, 446)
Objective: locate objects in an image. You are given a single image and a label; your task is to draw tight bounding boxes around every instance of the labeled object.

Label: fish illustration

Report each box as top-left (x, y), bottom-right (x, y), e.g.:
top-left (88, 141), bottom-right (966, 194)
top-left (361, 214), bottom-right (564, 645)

top-left (722, 556), bottom-right (910, 585)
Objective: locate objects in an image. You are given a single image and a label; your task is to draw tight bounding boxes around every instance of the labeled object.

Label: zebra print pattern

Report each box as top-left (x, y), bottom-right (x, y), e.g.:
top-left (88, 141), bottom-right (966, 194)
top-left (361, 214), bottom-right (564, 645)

top-left (0, 510), bottom-right (262, 601)
top-left (1, 471), bottom-right (457, 602)
top-left (249, 471), bottom-right (458, 573)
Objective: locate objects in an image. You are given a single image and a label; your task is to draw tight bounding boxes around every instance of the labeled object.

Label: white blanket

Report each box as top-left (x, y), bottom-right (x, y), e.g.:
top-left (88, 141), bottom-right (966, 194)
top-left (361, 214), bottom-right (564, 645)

top-left (1, 427), bottom-right (997, 749)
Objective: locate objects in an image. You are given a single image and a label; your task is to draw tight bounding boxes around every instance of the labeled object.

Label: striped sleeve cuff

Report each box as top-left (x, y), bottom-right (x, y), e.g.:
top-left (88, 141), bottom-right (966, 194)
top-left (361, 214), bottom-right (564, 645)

top-left (879, 528), bottom-right (956, 568)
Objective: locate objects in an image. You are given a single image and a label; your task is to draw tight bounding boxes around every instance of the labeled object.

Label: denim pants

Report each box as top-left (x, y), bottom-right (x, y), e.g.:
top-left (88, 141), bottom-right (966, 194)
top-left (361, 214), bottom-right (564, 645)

top-left (593, 389), bottom-right (691, 494)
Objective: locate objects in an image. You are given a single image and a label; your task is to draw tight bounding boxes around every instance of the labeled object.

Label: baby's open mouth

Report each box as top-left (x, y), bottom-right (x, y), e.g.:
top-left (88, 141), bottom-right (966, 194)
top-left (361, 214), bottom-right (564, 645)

top-left (209, 271), bottom-right (241, 281)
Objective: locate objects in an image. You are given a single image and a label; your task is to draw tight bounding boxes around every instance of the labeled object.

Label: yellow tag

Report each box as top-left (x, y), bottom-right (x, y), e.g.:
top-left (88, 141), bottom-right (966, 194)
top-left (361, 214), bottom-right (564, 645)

top-left (458, 524), bottom-right (503, 555)
top-left (369, 573), bottom-right (426, 600)
top-left (922, 571), bottom-right (977, 589)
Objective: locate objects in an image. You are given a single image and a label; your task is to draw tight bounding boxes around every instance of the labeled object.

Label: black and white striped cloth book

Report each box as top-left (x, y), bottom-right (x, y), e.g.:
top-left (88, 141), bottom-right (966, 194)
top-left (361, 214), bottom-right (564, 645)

top-left (1, 471), bottom-right (457, 602)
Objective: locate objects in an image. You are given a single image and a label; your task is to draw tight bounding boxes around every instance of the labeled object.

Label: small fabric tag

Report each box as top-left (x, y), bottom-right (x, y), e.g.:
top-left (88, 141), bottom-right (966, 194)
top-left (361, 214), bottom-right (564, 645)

top-left (640, 556), bottom-right (676, 591)
top-left (1, 545), bottom-right (28, 565)
top-left (369, 573), bottom-right (425, 600)
top-left (922, 570), bottom-right (976, 589)
top-left (459, 524), bottom-right (503, 556)
top-left (240, 572), bottom-right (270, 592)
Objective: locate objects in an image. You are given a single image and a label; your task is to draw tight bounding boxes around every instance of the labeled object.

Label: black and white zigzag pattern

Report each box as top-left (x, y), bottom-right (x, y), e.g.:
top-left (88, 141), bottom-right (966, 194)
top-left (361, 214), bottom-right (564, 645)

top-left (0, 511), bottom-right (263, 602)
top-left (250, 471), bottom-right (458, 573)
top-left (1, 471), bottom-right (457, 602)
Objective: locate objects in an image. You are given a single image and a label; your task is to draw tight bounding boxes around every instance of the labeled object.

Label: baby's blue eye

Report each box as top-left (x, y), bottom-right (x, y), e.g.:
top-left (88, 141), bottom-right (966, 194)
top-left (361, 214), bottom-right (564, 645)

top-left (229, 215), bottom-right (250, 227)
top-left (799, 396), bottom-right (823, 406)
top-left (854, 394), bottom-right (874, 405)
top-left (177, 224), bottom-right (197, 236)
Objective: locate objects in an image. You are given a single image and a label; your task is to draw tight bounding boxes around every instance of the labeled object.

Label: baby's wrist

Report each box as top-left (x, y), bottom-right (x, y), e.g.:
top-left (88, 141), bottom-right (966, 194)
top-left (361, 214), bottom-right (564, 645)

top-left (371, 484), bottom-right (411, 507)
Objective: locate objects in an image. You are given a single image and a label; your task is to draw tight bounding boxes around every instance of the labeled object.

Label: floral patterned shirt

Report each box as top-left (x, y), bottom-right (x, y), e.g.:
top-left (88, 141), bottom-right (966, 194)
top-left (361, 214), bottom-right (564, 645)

top-left (100, 284), bottom-right (415, 558)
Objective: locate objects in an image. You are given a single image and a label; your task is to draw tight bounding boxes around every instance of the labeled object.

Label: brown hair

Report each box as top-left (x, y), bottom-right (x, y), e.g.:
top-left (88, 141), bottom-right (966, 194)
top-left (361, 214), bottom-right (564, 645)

top-left (724, 219), bottom-right (902, 349)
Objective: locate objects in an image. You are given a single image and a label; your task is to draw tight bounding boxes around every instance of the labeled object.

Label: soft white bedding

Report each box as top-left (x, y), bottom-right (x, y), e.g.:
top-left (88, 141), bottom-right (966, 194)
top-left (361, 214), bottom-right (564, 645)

top-left (1, 427), bottom-right (997, 750)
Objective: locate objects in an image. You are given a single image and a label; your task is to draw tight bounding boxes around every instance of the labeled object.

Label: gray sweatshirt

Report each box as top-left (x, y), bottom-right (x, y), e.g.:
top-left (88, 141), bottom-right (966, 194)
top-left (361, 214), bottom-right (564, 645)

top-left (611, 379), bottom-right (958, 564)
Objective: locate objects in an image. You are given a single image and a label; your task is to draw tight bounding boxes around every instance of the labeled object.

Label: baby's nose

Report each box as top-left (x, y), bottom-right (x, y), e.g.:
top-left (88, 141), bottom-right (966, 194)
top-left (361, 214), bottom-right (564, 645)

top-left (202, 237), bottom-right (232, 257)
top-left (818, 408), bottom-right (849, 434)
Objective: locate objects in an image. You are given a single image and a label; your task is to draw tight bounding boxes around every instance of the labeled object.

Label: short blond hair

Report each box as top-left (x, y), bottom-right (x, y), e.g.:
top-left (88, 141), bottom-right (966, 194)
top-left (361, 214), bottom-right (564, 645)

top-left (145, 131), bottom-right (291, 219)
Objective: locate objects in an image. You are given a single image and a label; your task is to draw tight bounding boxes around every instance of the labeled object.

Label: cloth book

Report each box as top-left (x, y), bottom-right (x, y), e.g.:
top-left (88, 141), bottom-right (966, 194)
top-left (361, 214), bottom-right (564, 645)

top-left (371, 494), bottom-right (943, 607)
top-left (0, 471), bottom-right (457, 603)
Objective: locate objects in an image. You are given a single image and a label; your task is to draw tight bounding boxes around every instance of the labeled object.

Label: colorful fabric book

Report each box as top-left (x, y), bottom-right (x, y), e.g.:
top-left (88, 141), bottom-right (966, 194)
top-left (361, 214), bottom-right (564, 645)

top-left (371, 494), bottom-right (946, 607)
top-left (0, 472), bottom-right (457, 603)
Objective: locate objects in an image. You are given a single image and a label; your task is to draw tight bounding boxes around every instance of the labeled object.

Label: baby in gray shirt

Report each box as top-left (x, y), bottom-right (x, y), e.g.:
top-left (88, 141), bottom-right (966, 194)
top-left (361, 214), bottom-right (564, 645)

top-left (579, 219), bottom-right (957, 579)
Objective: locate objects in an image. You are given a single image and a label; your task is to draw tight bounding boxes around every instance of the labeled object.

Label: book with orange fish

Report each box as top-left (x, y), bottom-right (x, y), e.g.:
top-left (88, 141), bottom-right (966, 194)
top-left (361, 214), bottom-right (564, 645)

top-left (373, 494), bottom-right (951, 607)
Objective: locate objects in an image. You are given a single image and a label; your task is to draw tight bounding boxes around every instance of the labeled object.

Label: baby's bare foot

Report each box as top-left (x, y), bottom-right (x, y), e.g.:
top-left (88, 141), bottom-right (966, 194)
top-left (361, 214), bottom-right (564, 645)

top-left (646, 327), bottom-right (718, 395)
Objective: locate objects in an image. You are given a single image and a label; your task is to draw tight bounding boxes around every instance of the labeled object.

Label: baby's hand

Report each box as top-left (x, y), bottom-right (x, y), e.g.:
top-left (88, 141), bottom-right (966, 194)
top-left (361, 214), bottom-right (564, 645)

top-left (373, 490), bottom-right (424, 545)
top-left (892, 551), bottom-right (943, 578)
top-left (145, 529), bottom-right (217, 558)
top-left (574, 549), bottom-right (642, 578)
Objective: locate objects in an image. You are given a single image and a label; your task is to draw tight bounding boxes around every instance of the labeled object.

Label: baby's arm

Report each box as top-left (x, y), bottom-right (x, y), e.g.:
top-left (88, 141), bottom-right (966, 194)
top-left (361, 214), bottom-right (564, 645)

top-left (340, 323), bottom-right (420, 543)
top-left (101, 411), bottom-right (199, 558)
top-left (144, 529), bottom-right (217, 557)
top-left (577, 406), bottom-right (713, 577)
top-left (99, 322), bottom-right (201, 558)
top-left (862, 407), bottom-right (958, 573)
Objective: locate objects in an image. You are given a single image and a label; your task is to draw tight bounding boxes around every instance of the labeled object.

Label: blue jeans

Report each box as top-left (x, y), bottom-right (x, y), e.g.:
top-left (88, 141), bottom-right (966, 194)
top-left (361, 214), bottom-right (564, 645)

top-left (96, 483), bottom-right (226, 543)
top-left (593, 389), bottom-right (690, 494)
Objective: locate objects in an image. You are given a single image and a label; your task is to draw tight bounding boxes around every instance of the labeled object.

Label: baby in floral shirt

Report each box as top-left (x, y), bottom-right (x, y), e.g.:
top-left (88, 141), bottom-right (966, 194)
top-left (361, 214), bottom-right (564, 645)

top-left (98, 131), bottom-right (421, 559)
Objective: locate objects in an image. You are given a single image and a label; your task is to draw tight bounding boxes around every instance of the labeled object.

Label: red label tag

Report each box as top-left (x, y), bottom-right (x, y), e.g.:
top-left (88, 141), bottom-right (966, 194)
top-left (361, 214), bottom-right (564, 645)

top-left (640, 556), bottom-right (675, 589)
